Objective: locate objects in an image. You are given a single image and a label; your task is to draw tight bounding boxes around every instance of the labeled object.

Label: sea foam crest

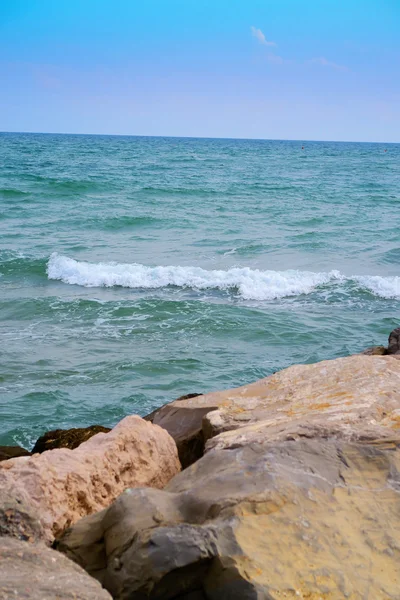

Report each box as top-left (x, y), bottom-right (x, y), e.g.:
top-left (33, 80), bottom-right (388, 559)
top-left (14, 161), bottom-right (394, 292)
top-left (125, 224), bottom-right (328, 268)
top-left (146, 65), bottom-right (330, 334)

top-left (47, 253), bottom-right (400, 300)
top-left (47, 253), bottom-right (341, 300)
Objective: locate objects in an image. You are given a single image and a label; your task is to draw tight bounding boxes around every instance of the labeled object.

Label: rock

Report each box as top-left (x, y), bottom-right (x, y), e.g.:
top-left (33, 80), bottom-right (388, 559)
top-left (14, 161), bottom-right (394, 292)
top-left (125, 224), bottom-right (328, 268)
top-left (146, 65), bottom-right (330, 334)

top-left (203, 355), bottom-right (400, 450)
top-left (360, 345), bottom-right (387, 355)
top-left (146, 355), bottom-right (400, 465)
top-left (57, 436), bottom-right (400, 599)
top-left (32, 425), bottom-right (111, 453)
top-left (0, 536), bottom-right (112, 599)
top-left (388, 327), bottom-right (400, 355)
top-left (360, 327), bottom-right (400, 356)
top-left (0, 445), bottom-right (30, 462)
top-left (145, 393), bottom-right (204, 468)
top-left (0, 490), bottom-right (45, 543)
top-left (0, 416), bottom-right (180, 542)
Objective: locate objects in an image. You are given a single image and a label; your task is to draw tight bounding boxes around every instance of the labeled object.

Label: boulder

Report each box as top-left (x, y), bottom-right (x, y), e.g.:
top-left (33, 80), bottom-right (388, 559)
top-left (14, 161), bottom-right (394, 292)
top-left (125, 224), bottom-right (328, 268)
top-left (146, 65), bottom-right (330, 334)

top-left (0, 416), bottom-right (180, 542)
top-left (145, 394), bottom-right (203, 468)
top-left (57, 436), bottom-right (400, 599)
top-left (360, 326), bottom-right (400, 356)
top-left (56, 354), bottom-right (400, 598)
top-left (32, 425), bottom-right (111, 453)
top-left (0, 536), bottom-right (112, 599)
top-left (388, 327), bottom-right (400, 355)
top-left (0, 490), bottom-right (45, 543)
top-left (0, 445), bottom-right (30, 462)
top-left (360, 345), bottom-right (387, 355)
top-left (203, 354), bottom-right (400, 450)
top-left (146, 355), bottom-right (400, 465)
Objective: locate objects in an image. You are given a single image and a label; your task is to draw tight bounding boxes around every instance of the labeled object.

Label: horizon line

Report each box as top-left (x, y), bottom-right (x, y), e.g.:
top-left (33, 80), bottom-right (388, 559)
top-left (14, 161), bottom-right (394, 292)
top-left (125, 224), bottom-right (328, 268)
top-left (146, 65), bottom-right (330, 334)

top-left (0, 130), bottom-right (398, 145)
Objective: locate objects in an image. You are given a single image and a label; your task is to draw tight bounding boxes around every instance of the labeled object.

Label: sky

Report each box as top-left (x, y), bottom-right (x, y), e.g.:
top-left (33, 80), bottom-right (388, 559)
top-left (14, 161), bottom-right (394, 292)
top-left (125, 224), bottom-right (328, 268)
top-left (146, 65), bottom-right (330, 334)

top-left (0, 0), bottom-right (399, 142)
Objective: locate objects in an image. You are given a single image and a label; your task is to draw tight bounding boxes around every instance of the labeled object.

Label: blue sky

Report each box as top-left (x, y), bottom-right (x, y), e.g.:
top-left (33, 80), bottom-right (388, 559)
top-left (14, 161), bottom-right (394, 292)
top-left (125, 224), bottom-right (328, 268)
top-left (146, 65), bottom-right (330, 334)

top-left (0, 0), bottom-right (399, 141)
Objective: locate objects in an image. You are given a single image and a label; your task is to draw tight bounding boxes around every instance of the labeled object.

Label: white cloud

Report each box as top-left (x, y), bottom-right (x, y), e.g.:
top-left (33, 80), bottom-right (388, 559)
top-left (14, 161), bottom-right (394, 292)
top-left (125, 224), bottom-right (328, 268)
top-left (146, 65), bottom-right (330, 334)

top-left (251, 26), bottom-right (276, 47)
top-left (308, 57), bottom-right (348, 72)
top-left (267, 54), bottom-right (285, 65)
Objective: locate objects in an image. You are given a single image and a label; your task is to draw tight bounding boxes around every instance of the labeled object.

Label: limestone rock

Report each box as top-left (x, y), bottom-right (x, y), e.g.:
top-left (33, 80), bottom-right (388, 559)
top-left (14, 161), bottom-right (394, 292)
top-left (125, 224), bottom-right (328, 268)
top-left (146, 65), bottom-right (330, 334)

top-left (0, 536), bottom-right (112, 599)
top-left (0, 416), bottom-right (180, 542)
top-left (32, 425), bottom-right (111, 453)
top-left (57, 437), bottom-right (400, 599)
top-left (0, 445), bottom-right (30, 462)
top-left (147, 355), bottom-right (400, 463)
top-left (203, 355), bottom-right (400, 450)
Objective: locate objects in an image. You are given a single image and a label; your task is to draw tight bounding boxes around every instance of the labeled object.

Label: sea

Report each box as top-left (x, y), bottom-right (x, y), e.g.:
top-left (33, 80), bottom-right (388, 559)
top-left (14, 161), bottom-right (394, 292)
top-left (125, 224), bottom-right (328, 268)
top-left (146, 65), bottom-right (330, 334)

top-left (1, 132), bottom-right (399, 449)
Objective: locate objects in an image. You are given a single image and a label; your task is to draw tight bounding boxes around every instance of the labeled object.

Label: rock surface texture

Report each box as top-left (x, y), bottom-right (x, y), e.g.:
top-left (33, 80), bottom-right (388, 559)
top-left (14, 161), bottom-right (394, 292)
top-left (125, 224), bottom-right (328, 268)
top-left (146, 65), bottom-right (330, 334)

top-left (57, 355), bottom-right (400, 599)
top-left (32, 425), bottom-right (111, 453)
top-left (149, 355), bottom-right (400, 461)
top-left (0, 416), bottom-right (180, 542)
top-left (0, 536), bottom-right (112, 599)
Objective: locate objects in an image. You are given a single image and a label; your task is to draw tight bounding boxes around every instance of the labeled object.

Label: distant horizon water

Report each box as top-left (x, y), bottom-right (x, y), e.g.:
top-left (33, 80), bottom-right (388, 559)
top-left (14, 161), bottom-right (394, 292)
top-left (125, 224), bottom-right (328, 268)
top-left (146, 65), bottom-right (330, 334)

top-left (1, 132), bottom-right (399, 448)
top-left (1, 131), bottom-right (398, 145)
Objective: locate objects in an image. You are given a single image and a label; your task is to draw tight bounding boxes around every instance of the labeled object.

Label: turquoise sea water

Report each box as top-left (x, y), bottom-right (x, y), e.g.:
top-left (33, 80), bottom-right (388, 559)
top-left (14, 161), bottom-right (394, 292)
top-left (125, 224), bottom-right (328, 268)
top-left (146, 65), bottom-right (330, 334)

top-left (1, 132), bottom-right (399, 448)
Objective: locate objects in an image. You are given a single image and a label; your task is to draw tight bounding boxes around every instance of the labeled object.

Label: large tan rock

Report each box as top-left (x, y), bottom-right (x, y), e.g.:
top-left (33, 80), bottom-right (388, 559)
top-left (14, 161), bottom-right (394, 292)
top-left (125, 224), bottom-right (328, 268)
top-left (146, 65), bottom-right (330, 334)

top-left (150, 355), bottom-right (400, 462)
top-left (204, 354), bottom-right (400, 450)
top-left (57, 437), bottom-right (400, 599)
top-left (56, 354), bottom-right (400, 599)
top-left (0, 537), bottom-right (112, 599)
top-left (0, 415), bottom-right (180, 542)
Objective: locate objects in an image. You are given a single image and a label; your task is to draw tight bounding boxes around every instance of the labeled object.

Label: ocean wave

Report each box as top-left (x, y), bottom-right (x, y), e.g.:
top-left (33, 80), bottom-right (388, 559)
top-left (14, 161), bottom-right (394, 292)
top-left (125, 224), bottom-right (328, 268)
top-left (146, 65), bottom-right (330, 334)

top-left (354, 275), bottom-right (400, 299)
top-left (47, 254), bottom-right (400, 301)
top-left (46, 254), bottom-right (400, 300)
top-left (47, 253), bottom-right (339, 300)
top-left (0, 253), bottom-right (373, 302)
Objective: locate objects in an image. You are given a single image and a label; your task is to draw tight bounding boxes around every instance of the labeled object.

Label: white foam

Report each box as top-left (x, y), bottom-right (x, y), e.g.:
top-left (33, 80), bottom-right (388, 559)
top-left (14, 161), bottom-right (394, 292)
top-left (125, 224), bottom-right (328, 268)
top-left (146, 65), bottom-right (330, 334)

top-left (47, 253), bottom-right (400, 301)
top-left (355, 275), bottom-right (400, 299)
top-left (47, 253), bottom-right (344, 300)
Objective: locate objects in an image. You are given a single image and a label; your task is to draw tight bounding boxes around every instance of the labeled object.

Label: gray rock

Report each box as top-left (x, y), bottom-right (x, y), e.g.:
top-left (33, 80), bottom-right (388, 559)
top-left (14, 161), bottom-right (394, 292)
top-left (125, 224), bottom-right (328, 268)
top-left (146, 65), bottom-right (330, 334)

top-left (0, 536), bottom-right (112, 599)
top-left (145, 394), bottom-right (207, 468)
top-left (0, 491), bottom-right (45, 543)
top-left (388, 327), bottom-right (400, 355)
top-left (57, 437), bottom-right (400, 599)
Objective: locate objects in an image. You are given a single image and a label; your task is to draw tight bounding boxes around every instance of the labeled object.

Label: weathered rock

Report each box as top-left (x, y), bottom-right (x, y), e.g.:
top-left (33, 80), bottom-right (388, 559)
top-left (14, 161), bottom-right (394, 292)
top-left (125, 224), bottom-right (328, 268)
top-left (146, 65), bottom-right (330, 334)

top-left (0, 445), bottom-right (30, 462)
top-left (0, 536), bottom-right (112, 599)
top-left (0, 491), bottom-right (45, 542)
top-left (360, 326), bottom-right (400, 356)
top-left (57, 436), bottom-right (400, 599)
top-left (145, 393), bottom-right (205, 468)
top-left (203, 355), bottom-right (400, 450)
top-left (147, 355), bottom-right (400, 464)
top-left (388, 327), bottom-right (400, 355)
top-left (32, 425), bottom-right (111, 453)
top-left (0, 416), bottom-right (180, 542)
top-left (360, 345), bottom-right (387, 355)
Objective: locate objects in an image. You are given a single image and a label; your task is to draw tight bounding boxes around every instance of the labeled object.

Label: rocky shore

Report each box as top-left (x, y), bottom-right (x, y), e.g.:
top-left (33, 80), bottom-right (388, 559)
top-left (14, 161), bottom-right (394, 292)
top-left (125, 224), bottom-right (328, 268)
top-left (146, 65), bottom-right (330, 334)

top-left (1, 329), bottom-right (400, 599)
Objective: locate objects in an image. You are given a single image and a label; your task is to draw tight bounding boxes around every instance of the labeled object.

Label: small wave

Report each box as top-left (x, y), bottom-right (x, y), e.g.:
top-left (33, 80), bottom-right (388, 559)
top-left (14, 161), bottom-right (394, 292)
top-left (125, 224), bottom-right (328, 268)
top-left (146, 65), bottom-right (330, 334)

top-left (379, 248), bottom-right (400, 265)
top-left (47, 253), bottom-right (342, 300)
top-left (0, 188), bottom-right (29, 198)
top-left (47, 254), bottom-right (400, 301)
top-left (0, 252), bottom-right (48, 278)
top-left (96, 215), bottom-right (162, 230)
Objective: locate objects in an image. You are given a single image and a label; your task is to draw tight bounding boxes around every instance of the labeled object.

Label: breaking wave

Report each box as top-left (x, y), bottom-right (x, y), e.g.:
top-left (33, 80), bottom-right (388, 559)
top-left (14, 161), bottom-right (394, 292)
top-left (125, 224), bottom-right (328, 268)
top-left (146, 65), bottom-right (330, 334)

top-left (47, 253), bottom-right (400, 301)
